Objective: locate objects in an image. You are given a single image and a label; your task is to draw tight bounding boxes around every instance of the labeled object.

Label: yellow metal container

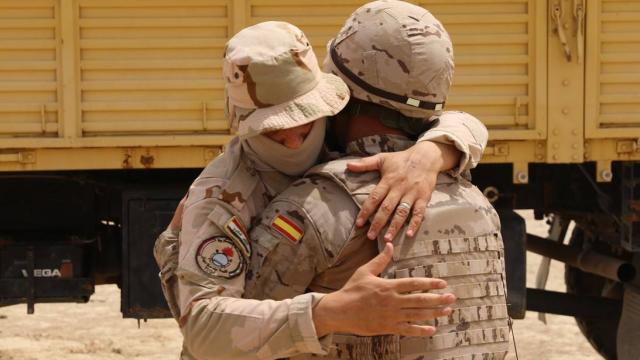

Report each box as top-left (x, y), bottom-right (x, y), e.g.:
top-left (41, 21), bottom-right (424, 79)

top-left (1, 0), bottom-right (639, 182)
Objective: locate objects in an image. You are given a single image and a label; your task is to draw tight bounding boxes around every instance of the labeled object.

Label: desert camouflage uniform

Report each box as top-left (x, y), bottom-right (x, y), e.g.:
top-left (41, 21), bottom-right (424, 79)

top-left (162, 22), bottom-right (348, 360)
top-left (154, 108), bottom-right (486, 359)
top-left (153, 17), bottom-right (490, 360)
top-left (246, 134), bottom-right (510, 360)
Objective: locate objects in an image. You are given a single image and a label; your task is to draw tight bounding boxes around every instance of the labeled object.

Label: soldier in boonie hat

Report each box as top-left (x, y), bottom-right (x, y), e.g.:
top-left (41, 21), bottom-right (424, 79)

top-left (225, 21), bottom-right (349, 139)
top-left (153, 21), bottom-right (351, 359)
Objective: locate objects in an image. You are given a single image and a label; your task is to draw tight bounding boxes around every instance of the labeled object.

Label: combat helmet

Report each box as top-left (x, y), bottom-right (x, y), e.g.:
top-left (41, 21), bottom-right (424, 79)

top-left (324, 0), bottom-right (454, 120)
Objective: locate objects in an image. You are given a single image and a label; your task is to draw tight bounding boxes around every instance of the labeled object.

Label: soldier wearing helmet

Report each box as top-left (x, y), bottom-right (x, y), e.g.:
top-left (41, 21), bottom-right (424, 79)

top-left (154, 20), bottom-right (460, 360)
top-left (327, 0), bottom-right (489, 242)
top-left (246, 1), bottom-right (510, 359)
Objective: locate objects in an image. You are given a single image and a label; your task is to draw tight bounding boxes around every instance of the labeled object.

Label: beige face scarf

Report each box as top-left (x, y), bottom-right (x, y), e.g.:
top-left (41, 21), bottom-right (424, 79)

top-left (241, 118), bottom-right (326, 176)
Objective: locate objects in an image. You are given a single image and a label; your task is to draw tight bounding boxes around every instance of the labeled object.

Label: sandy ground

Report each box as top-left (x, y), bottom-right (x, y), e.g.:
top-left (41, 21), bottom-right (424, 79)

top-left (0, 211), bottom-right (603, 359)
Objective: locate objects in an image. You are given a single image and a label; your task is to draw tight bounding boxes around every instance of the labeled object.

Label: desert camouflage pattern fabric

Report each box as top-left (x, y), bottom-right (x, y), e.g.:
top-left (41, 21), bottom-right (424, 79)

top-left (247, 135), bottom-right (509, 359)
top-left (224, 21), bottom-right (349, 138)
top-left (324, 0), bottom-right (454, 119)
top-left (153, 228), bottom-right (181, 321)
top-left (151, 111), bottom-right (489, 358)
top-left (407, 110), bottom-right (488, 177)
top-left (158, 138), bottom-right (331, 359)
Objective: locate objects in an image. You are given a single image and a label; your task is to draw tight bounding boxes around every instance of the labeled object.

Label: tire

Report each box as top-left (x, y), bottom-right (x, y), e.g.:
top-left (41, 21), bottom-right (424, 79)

top-left (564, 226), bottom-right (623, 360)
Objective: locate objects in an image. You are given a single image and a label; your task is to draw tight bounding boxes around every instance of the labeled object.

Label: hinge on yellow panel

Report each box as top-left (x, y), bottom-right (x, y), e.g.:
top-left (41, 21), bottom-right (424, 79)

top-left (0, 151), bottom-right (36, 164)
top-left (514, 97), bottom-right (527, 125)
top-left (616, 139), bottom-right (640, 154)
top-left (40, 104), bottom-right (47, 133)
top-left (486, 143), bottom-right (510, 156)
top-left (202, 101), bottom-right (208, 130)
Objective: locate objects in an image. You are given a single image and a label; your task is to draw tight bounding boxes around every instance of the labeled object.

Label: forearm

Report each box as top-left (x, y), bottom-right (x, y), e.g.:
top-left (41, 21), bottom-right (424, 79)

top-left (181, 287), bottom-right (329, 359)
top-left (411, 140), bottom-right (460, 173)
top-left (417, 111), bottom-right (488, 174)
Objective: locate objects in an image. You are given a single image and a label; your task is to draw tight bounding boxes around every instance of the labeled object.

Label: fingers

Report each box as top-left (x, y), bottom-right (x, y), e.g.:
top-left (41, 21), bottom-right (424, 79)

top-left (383, 197), bottom-right (415, 242)
top-left (397, 307), bottom-right (453, 323)
top-left (392, 277), bottom-right (449, 294)
top-left (406, 197), bottom-right (428, 238)
top-left (398, 292), bottom-right (456, 309)
top-left (395, 323), bottom-right (437, 337)
top-left (366, 186), bottom-right (403, 239)
top-left (356, 182), bottom-right (391, 229)
top-left (359, 242), bottom-right (394, 276)
top-left (346, 154), bottom-right (383, 173)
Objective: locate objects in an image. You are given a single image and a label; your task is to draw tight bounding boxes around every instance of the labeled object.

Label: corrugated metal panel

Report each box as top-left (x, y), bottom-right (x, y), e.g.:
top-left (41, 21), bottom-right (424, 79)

top-left (248, 0), bottom-right (363, 70)
top-left (0, 0), bottom-right (60, 137)
top-left (420, 0), bottom-right (545, 139)
top-left (78, 0), bottom-right (229, 135)
top-left (585, 0), bottom-right (640, 139)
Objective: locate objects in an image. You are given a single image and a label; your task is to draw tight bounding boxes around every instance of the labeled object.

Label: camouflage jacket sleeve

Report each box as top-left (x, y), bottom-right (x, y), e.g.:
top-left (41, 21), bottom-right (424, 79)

top-left (176, 181), bottom-right (331, 359)
top-left (153, 228), bottom-right (181, 321)
top-left (417, 111), bottom-right (488, 176)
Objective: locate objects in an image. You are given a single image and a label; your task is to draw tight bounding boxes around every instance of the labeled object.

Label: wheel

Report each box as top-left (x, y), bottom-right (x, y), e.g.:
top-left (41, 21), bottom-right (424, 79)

top-left (564, 226), bottom-right (623, 360)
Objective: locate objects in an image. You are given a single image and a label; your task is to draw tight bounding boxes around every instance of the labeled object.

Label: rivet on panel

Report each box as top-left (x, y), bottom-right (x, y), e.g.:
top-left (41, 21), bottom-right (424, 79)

top-left (562, 108), bottom-right (569, 115)
top-left (553, 143), bottom-right (559, 149)
top-left (562, 79), bottom-right (570, 86)
top-left (553, 128), bottom-right (559, 136)
top-left (572, 143), bottom-right (578, 149)
top-left (601, 169), bottom-right (613, 182)
top-left (572, 129), bottom-right (578, 135)
top-left (584, 153), bottom-right (590, 160)
top-left (536, 154), bottom-right (544, 161)
top-left (516, 172), bottom-right (528, 184)
top-left (572, 154), bottom-right (579, 161)
top-left (537, 143), bottom-right (543, 149)
top-left (553, 154), bottom-right (558, 160)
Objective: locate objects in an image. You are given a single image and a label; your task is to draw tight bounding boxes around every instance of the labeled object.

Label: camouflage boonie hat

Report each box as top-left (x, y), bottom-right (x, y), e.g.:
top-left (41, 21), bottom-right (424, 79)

top-left (224, 21), bottom-right (350, 138)
top-left (324, 0), bottom-right (454, 119)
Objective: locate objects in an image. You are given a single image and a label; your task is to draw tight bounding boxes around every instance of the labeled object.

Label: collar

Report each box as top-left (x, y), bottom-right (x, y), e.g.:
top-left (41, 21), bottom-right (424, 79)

top-left (345, 134), bottom-right (415, 157)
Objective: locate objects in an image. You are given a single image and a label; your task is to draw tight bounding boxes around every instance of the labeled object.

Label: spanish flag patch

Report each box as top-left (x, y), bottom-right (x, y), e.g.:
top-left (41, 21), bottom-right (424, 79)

top-left (271, 214), bottom-right (304, 243)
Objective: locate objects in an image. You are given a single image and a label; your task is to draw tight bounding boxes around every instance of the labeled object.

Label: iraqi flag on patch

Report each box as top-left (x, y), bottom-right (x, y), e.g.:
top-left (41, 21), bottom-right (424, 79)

top-left (271, 214), bottom-right (304, 243)
top-left (224, 216), bottom-right (251, 258)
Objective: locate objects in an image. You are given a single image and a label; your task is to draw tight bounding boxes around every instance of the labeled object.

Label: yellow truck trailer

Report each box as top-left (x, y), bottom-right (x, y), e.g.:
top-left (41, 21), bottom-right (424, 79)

top-left (1, 1), bottom-right (639, 358)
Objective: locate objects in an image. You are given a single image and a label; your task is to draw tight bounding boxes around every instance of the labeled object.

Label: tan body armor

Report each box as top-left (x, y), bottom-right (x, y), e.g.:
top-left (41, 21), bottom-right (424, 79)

top-left (247, 135), bottom-right (510, 359)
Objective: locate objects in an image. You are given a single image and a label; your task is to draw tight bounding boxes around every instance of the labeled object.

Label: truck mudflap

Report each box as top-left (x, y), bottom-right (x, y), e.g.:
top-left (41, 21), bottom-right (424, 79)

top-left (498, 210), bottom-right (527, 319)
top-left (121, 188), bottom-right (183, 320)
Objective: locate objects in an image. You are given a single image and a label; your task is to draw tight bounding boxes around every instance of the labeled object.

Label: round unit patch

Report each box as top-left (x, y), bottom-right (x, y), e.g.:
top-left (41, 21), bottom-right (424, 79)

top-left (196, 236), bottom-right (244, 279)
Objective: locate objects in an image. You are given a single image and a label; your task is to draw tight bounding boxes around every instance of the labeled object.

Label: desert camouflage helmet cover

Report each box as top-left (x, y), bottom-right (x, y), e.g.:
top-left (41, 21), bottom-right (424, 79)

top-left (224, 21), bottom-right (350, 138)
top-left (324, 0), bottom-right (454, 119)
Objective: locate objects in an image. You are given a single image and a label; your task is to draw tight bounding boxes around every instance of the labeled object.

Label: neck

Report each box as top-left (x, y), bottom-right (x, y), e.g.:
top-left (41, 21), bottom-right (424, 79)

top-left (344, 114), bottom-right (406, 145)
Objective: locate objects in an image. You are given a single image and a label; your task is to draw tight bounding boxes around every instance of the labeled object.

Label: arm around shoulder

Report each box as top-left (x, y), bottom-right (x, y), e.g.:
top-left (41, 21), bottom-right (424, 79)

top-left (417, 111), bottom-right (488, 174)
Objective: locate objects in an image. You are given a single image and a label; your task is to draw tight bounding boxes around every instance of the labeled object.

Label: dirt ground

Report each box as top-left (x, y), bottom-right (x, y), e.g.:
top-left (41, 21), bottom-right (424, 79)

top-left (0, 211), bottom-right (603, 359)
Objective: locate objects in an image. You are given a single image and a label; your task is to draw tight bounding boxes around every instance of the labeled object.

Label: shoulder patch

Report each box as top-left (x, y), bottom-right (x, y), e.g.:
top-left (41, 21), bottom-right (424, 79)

top-left (271, 214), bottom-right (304, 244)
top-left (195, 236), bottom-right (244, 279)
top-left (224, 216), bottom-right (251, 258)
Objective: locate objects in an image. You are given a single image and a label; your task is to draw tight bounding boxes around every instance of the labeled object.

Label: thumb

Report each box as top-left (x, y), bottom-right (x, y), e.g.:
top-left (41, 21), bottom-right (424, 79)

top-left (361, 242), bottom-right (393, 276)
top-left (346, 154), bottom-right (383, 173)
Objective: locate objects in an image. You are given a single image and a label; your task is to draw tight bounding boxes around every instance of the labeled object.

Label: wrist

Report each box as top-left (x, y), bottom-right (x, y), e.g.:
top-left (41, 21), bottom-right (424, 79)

top-left (312, 293), bottom-right (339, 337)
top-left (416, 140), bottom-right (461, 172)
top-left (166, 225), bottom-right (180, 236)
top-left (412, 141), bottom-right (445, 171)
